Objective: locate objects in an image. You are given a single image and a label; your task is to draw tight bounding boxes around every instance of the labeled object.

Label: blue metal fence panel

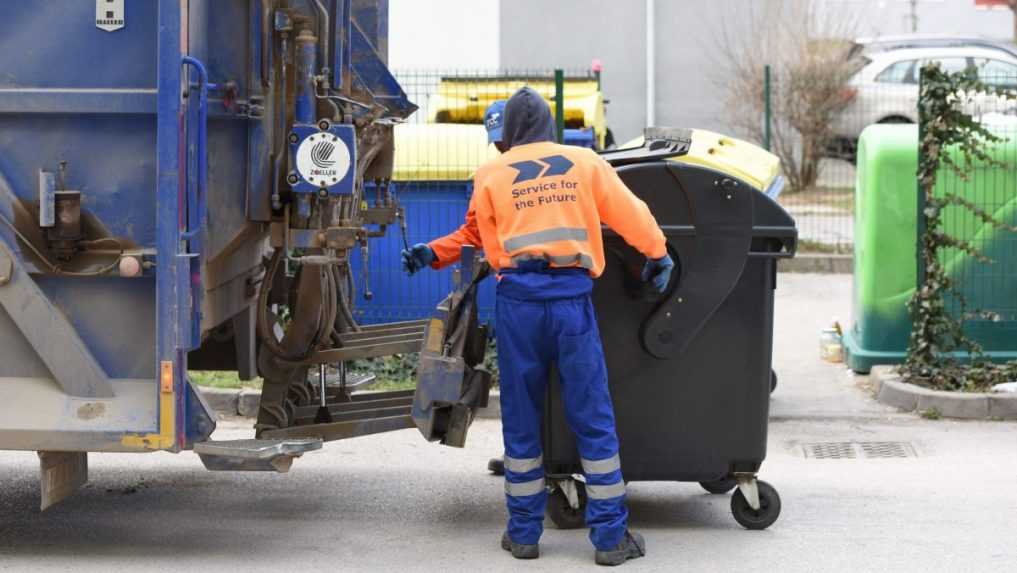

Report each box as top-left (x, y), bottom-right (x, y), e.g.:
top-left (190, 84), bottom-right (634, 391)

top-left (563, 128), bottom-right (595, 149)
top-left (351, 181), bottom-right (496, 325)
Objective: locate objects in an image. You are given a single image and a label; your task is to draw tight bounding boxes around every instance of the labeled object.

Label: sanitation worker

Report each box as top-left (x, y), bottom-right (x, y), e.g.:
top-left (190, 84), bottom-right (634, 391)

top-left (482, 100), bottom-right (512, 478)
top-left (401, 87), bottom-right (673, 566)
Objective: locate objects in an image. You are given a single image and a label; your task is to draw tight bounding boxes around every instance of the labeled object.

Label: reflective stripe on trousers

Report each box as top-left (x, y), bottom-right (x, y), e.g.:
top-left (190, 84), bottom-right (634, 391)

top-left (505, 454), bottom-right (543, 473)
top-left (496, 271), bottom-right (629, 551)
top-left (504, 477), bottom-right (545, 497)
top-left (582, 454), bottom-right (626, 500)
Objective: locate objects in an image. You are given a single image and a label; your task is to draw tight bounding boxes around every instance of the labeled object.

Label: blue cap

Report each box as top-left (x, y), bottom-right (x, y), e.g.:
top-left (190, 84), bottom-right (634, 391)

top-left (483, 100), bottom-right (506, 144)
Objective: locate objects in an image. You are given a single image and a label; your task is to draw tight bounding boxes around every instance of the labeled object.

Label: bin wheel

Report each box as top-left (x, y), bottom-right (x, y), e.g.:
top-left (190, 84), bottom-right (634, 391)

top-left (487, 457), bottom-right (505, 476)
top-left (770, 371), bottom-right (778, 394)
top-left (700, 478), bottom-right (737, 494)
top-left (546, 482), bottom-right (587, 530)
top-left (731, 480), bottom-right (781, 530)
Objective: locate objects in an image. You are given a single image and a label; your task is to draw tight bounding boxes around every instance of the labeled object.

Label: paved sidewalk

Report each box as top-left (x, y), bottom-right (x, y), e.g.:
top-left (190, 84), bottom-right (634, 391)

top-left (1, 415), bottom-right (1014, 572)
top-left (770, 273), bottom-right (897, 419)
top-left (1, 274), bottom-right (1015, 572)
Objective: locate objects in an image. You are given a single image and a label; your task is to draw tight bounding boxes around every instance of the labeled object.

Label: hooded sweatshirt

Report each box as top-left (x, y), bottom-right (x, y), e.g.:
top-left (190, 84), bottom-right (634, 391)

top-left (428, 87), bottom-right (666, 279)
top-left (501, 86), bottom-right (557, 149)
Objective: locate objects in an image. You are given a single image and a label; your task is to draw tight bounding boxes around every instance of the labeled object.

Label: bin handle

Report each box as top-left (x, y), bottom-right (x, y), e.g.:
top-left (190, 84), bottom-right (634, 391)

top-left (640, 179), bottom-right (754, 360)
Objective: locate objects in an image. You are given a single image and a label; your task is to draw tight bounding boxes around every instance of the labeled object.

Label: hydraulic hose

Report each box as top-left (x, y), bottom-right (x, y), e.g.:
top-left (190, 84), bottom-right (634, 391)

top-left (256, 248), bottom-right (341, 362)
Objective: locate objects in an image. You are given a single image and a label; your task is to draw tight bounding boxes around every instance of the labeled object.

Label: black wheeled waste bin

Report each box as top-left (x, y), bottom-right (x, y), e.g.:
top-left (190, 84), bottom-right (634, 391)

top-left (542, 128), bottom-right (797, 531)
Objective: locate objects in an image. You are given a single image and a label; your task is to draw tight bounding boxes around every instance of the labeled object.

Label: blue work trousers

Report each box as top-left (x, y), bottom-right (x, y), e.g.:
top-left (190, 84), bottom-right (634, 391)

top-left (496, 270), bottom-right (628, 551)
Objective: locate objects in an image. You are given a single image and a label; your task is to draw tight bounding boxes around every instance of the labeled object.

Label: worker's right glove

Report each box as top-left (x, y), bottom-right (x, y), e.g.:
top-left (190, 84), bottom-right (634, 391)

top-left (402, 243), bottom-right (436, 275)
top-left (641, 254), bottom-right (675, 294)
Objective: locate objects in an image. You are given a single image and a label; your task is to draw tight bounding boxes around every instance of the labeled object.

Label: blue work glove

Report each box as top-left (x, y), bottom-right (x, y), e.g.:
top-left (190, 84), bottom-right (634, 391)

top-left (641, 254), bottom-right (675, 293)
top-left (401, 243), bottom-right (436, 275)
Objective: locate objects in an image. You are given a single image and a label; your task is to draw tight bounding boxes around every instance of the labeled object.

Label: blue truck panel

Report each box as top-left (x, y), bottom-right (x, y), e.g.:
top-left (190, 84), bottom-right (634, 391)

top-left (0, 0), bottom-right (413, 462)
top-left (0, 1), bottom-right (264, 452)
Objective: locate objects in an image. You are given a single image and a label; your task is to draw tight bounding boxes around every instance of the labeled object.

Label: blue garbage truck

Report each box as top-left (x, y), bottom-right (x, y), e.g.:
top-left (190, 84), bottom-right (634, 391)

top-left (0, 3), bottom-right (795, 530)
top-left (0, 0), bottom-right (496, 509)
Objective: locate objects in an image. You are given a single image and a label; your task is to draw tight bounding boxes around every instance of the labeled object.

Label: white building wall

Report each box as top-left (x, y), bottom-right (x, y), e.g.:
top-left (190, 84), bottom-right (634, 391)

top-left (842, 0), bottom-right (1012, 38)
top-left (498, 0), bottom-right (649, 142)
top-left (388, 0), bottom-right (501, 69)
top-left (390, 0), bottom-right (1016, 140)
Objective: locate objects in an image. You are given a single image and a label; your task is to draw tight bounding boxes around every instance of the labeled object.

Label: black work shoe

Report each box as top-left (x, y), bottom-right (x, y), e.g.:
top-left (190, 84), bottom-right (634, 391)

top-left (594, 530), bottom-right (646, 566)
top-left (488, 456), bottom-right (505, 476)
top-left (501, 531), bottom-right (539, 560)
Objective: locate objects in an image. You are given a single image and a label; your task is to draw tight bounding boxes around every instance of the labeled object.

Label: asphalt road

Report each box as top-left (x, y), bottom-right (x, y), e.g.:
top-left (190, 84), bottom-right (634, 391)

top-left (1, 274), bottom-right (1015, 572)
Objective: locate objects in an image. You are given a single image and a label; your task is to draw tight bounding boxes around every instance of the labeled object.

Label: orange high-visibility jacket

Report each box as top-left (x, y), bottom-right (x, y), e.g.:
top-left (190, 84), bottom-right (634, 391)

top-left (429, 141), bottom-right (666, 278)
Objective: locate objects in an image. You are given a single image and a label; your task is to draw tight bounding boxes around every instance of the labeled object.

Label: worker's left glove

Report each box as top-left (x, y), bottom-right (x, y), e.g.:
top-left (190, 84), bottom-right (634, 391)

top-left (401, 243), bottom-right (436, 275)
top-left (641, 254), bottom-right (675, 294)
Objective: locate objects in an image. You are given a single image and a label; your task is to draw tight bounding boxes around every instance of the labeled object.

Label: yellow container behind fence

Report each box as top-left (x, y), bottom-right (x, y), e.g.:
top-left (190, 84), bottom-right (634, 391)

top-left (393, 123), bottom-right (499, 181)
top-left (428, 76), bottom-right (607, 148)
top-left (624, 130), bottom-right (781, 192)
top-left (395, 127), bottom-right (781, 188)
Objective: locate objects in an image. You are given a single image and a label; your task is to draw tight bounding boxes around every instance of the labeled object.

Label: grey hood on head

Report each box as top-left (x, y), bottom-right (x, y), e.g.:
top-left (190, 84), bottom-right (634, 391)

top-left (502, 86), bottom-right (557, 150)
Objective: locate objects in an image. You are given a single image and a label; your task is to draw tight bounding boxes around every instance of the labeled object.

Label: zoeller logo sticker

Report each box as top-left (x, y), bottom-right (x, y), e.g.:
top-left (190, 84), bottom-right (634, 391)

top-left (508, 155), bottom-right (575, 183)
top-left (296, 134), bottom-right (351, 188)
top-left (311, 141), bottom-right (336, 169)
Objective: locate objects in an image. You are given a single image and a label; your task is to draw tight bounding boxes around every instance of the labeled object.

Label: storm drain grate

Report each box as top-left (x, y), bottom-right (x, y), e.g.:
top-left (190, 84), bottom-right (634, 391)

top-left (802, 441), bottom-right (916, 459)
top-left (803, 441), bottom-right (857, 459)
top-left (858, 441), bottom-right (916, 458)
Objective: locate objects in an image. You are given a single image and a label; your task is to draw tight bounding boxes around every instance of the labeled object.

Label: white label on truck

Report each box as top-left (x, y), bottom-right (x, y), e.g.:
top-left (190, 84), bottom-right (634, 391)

top-left (96, 0), bottom-right (125, 32)
top-left (296, 133), bottom-right (352, 189)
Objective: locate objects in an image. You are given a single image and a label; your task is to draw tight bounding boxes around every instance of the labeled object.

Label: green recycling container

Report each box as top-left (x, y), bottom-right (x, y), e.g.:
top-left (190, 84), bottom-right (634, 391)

top-left (844, 123), bottom-right (1017, 373)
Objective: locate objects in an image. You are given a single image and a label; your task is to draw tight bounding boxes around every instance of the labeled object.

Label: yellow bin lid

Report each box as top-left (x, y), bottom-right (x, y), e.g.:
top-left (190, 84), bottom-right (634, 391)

top-left (625, 129), bottom-right (780, 192)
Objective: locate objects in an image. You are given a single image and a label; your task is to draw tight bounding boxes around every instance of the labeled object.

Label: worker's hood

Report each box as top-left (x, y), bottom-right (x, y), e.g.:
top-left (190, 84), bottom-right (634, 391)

top-left (502, 87), bottom-right (556, 149)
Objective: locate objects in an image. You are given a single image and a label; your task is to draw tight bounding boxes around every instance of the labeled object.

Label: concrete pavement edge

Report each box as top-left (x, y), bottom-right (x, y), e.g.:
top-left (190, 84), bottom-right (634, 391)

top-left (779, 253), bottom-right (852, 274)
top-left (874, 368), bottom-right (1017, 420)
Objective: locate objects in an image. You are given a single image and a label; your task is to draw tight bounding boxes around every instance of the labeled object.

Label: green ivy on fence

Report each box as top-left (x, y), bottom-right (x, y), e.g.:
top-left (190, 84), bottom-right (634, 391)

top-left (902, 62), bottom-right (1017, 391)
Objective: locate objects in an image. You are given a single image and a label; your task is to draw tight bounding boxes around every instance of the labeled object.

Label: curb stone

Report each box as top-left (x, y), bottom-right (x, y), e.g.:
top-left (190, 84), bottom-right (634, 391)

top-left (875, 369), bottom-right (1017, 420)
top-left (778, 254), bottom-right (852, 274)
top-left (477, 391), bottom-right (501, 420)
top-left (199, 387), bottom-right (239, 418)
top-left (238, 389), bottom-right (261, 417)
top-left (989, 393), bottom-right (1017, 419)
top-left (917, 392), bottom-right (989, 419)
top-left (876, 377), bottom-right (920, 411)
top-left (196, 386), bottom-right (252, 417)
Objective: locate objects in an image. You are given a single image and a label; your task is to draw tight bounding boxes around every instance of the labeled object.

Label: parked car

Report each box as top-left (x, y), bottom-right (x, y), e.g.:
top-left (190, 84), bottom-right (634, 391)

top-left (851, 34), bottom-right (1017, 60)
top-left (828, 45), bottom-right (1017, 162)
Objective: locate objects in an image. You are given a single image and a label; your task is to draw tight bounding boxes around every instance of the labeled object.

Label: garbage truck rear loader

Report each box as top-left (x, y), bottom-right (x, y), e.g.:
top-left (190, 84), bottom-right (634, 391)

top-left (0, 0), bottom-right (489, 509)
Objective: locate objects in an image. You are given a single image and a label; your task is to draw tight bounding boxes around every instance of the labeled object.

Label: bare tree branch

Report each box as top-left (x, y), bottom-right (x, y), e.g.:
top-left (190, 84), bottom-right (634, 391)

top-left (711, 0), bottom-right (860, 192)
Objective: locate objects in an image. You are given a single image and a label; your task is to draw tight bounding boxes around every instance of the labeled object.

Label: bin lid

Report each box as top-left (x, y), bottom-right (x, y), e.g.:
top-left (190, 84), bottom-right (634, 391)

top-left (621, 129), bottom-right (780, 192)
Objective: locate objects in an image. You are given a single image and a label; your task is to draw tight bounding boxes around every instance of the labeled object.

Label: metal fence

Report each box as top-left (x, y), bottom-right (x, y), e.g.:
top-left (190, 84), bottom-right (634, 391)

top-left (919, 71), bottom-right (1017, 342)
top-left (353, 66), bottom-right (1017, 327)
top-left (386, 68), bottom-right (922, 262)
top-left (353, 68), bottom-right (598, 324)
top-left (758, 68), bottom-right (937, 254)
